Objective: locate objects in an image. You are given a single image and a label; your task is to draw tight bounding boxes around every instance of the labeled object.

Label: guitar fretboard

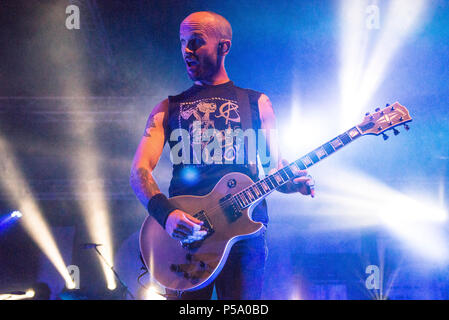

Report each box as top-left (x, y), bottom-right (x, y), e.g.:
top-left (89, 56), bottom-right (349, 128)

top-left (231, 126), bottom-right (363, 209)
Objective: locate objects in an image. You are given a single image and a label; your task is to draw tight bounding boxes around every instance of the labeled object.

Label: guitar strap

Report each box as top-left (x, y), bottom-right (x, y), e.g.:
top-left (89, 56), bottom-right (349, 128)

top-left (234, 87), bottom-right (258, 177)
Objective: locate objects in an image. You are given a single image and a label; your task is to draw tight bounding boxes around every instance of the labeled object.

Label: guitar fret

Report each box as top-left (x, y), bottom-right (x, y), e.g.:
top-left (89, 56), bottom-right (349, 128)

top-left (242, 193), bottom-right (250, 205)
top-left (307, 152), bottom-right (320, 164)
top-left (268, 175), bottom-right (279, 188)
top-left (260, 180), bottom-right (270, 192)
top-left (243, 190), bottom-right (254, 203)
top-left (279, 168), bottom-right (289, 181)
top-left (253, 183), bottom-right (262, 195)
top-left (228, 125), bottom-right (363, 210)
top-left (273, 172), bottom-right (284, 184)
top-left (253, 185), bottom-right (262, 197)
top-left (234, 197), bottom-right (244, 209)
top-left (323, 142), bottom-right (335, 155)
top-left (265, 177), bottom-right (275, 189)
top-left (234, 194), bottom-right (245, 208)
top-left (249, 187), bottom-right (258, 199)
top-left (339, 132), bottom-right (352, 145)
top-left (300, 156), bottom-right (313, 168)
top-left (238, 193), bottom-right (248, 206)
top-left (347, 127), bottom-right (361, 139)
top-left (256, 183), bottom-right (265, 195)
top-left (294, 160), bottom-right (307, 170)
top-left (330, 137), bottom-right (344, 150)
top-left (284, 165), bottom-right (295, 178)
top-left (315, 147), bottom-right (328, 159)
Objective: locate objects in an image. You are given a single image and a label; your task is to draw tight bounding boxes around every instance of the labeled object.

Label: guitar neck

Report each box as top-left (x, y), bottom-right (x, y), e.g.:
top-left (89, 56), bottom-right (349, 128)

top-left (232, 126), bottom-right (363, 209)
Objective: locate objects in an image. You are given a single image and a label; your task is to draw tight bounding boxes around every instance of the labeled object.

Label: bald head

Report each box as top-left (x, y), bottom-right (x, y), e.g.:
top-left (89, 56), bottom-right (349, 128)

top-left (181, 11), bottom-right (232, 42)
top-left (179, 11), bottom-right (232, 84)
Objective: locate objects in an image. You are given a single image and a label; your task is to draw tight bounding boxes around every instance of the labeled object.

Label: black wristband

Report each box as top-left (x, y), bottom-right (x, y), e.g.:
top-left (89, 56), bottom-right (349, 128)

top-left (146, 193), bottom-right (177, 228)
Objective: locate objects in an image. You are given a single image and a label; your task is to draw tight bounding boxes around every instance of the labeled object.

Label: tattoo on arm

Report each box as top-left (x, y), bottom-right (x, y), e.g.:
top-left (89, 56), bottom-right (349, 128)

top-left (130, 167), bottom-right (161, 206)
top-left (143, 116), bottom-right (157, 137)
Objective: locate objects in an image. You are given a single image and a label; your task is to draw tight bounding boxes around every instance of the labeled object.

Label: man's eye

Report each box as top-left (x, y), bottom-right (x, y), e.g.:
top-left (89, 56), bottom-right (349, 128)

top-left (189, 39), bottom-right (203, 50)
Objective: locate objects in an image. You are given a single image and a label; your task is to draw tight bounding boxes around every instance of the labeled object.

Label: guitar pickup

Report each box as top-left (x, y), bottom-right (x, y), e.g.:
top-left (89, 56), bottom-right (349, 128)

top-left (220, 194), bottom-right (242, 222)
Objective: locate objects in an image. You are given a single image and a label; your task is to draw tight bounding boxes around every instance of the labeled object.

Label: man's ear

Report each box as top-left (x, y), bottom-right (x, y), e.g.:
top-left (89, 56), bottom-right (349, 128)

top-left (218, 39), bottom-right (231, 56)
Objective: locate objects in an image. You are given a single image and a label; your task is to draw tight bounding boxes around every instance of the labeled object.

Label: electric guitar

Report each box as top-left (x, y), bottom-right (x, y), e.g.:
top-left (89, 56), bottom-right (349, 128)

top-left (139, 102), bottom-right (412, 292)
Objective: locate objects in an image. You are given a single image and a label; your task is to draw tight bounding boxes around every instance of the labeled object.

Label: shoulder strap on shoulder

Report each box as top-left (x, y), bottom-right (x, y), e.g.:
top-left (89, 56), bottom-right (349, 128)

top-left (234, 87), bottom-right (258, 177)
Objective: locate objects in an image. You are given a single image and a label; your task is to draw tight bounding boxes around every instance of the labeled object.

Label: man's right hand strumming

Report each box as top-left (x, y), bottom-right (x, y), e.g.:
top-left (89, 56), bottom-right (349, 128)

top-left (165, 210), bottom-right (207, 243)
top-left (129, 99), bottom-right (207, 245)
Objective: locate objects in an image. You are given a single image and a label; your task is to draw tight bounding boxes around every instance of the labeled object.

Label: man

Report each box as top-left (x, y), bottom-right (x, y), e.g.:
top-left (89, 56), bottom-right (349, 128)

top-left (130, 11), bottom-right (314, 300)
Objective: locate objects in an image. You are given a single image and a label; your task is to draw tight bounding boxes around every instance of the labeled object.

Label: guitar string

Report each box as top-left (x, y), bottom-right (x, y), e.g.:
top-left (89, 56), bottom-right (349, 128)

top-left (188, 144), bottom-right (315, 219)
top-left (190, 132), bottom-right (349, 219)
top-left (195, 176), bottom-right (288, 220)
top-left (189, 124), bottom-right (399, 226)
top-left (188, 127), bottom-right (363, 219)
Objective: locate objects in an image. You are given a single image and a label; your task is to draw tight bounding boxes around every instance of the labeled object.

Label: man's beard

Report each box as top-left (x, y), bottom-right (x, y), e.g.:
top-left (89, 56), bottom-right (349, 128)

top-left (187, 55), bottom-right (220, 82)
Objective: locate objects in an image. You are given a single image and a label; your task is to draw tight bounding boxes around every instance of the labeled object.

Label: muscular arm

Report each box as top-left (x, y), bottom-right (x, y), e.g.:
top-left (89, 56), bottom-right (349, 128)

top-left (257, 93), bottom-right (280, 175)
top-left (257, 94), bottom-right (314, 196)
top-left (130, 99), bottom-right (168, 207)
top-left (130, 99), bottom-right (206, 241)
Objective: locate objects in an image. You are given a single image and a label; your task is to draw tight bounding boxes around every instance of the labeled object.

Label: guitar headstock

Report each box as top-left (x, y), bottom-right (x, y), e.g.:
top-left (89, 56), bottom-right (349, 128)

top-left (357, 102), bottom-right (412, 140)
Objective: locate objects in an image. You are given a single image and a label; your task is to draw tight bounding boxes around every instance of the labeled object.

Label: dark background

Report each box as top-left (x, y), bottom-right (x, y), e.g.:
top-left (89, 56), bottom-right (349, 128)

top-left (0, 0), bottom-right (448, 299)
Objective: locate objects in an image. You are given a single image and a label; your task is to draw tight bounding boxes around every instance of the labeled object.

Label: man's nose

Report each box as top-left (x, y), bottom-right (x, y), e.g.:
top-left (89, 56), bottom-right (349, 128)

top-left (183, 44), bottom-right (194, 55)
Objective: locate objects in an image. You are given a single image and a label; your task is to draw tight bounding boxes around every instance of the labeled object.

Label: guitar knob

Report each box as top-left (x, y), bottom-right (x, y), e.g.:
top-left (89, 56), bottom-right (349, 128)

top-left (190, 277), bottom-right (199, 284)
top-left (170, 264), bottom-right (181, 272)
top-left (382, 133), bottom-right (389, 141)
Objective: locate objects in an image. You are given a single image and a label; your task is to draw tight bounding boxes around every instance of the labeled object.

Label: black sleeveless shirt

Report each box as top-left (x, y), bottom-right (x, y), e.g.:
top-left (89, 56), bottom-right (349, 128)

top-left (166, 81), bottom-right (268, 225)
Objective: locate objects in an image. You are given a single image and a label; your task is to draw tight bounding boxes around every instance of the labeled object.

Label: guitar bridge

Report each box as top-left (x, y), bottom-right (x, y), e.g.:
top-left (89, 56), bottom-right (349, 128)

top-left (182, 210), bottom-right (214, 250)
top-left (193, 210), bottom-right (214, 236)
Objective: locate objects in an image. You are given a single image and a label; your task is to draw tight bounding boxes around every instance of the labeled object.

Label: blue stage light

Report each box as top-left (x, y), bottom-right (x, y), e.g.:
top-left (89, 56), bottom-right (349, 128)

top-left (0, 210), bottom-right (22, 233)
top-left (10, 211), bottom-right (22, 219)
top-left (180, 166), bottom-right (200, 186)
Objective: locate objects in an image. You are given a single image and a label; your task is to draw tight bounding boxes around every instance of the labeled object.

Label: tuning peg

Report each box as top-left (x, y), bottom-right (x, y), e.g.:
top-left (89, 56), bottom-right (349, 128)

top-left (386, 103), bottom-right (390, 107)
top-left (375, 107), bottom-right (381, 112)
top-left (365, 112), bottom-right (370, 116)
top-left (404, 124), bottom-right (410, 131)
top-left (382, 133), bottom-right (389, 141)
top-left (393, 128), bottom-right (400, 136)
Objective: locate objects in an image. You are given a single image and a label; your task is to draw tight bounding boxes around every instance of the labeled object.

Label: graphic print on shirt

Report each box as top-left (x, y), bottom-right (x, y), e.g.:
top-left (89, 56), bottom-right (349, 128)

top-left (179, 97), bottom-right (242, 165)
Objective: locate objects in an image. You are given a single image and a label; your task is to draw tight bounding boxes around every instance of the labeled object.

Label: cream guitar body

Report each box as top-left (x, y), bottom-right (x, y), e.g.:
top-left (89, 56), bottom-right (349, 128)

top-left (140, 172), bottom-right (264, 292)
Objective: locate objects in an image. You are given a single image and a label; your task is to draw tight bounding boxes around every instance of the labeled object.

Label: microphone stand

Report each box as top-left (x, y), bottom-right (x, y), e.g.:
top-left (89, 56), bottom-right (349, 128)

top-left (88, 244), bottom-right (136, 300)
